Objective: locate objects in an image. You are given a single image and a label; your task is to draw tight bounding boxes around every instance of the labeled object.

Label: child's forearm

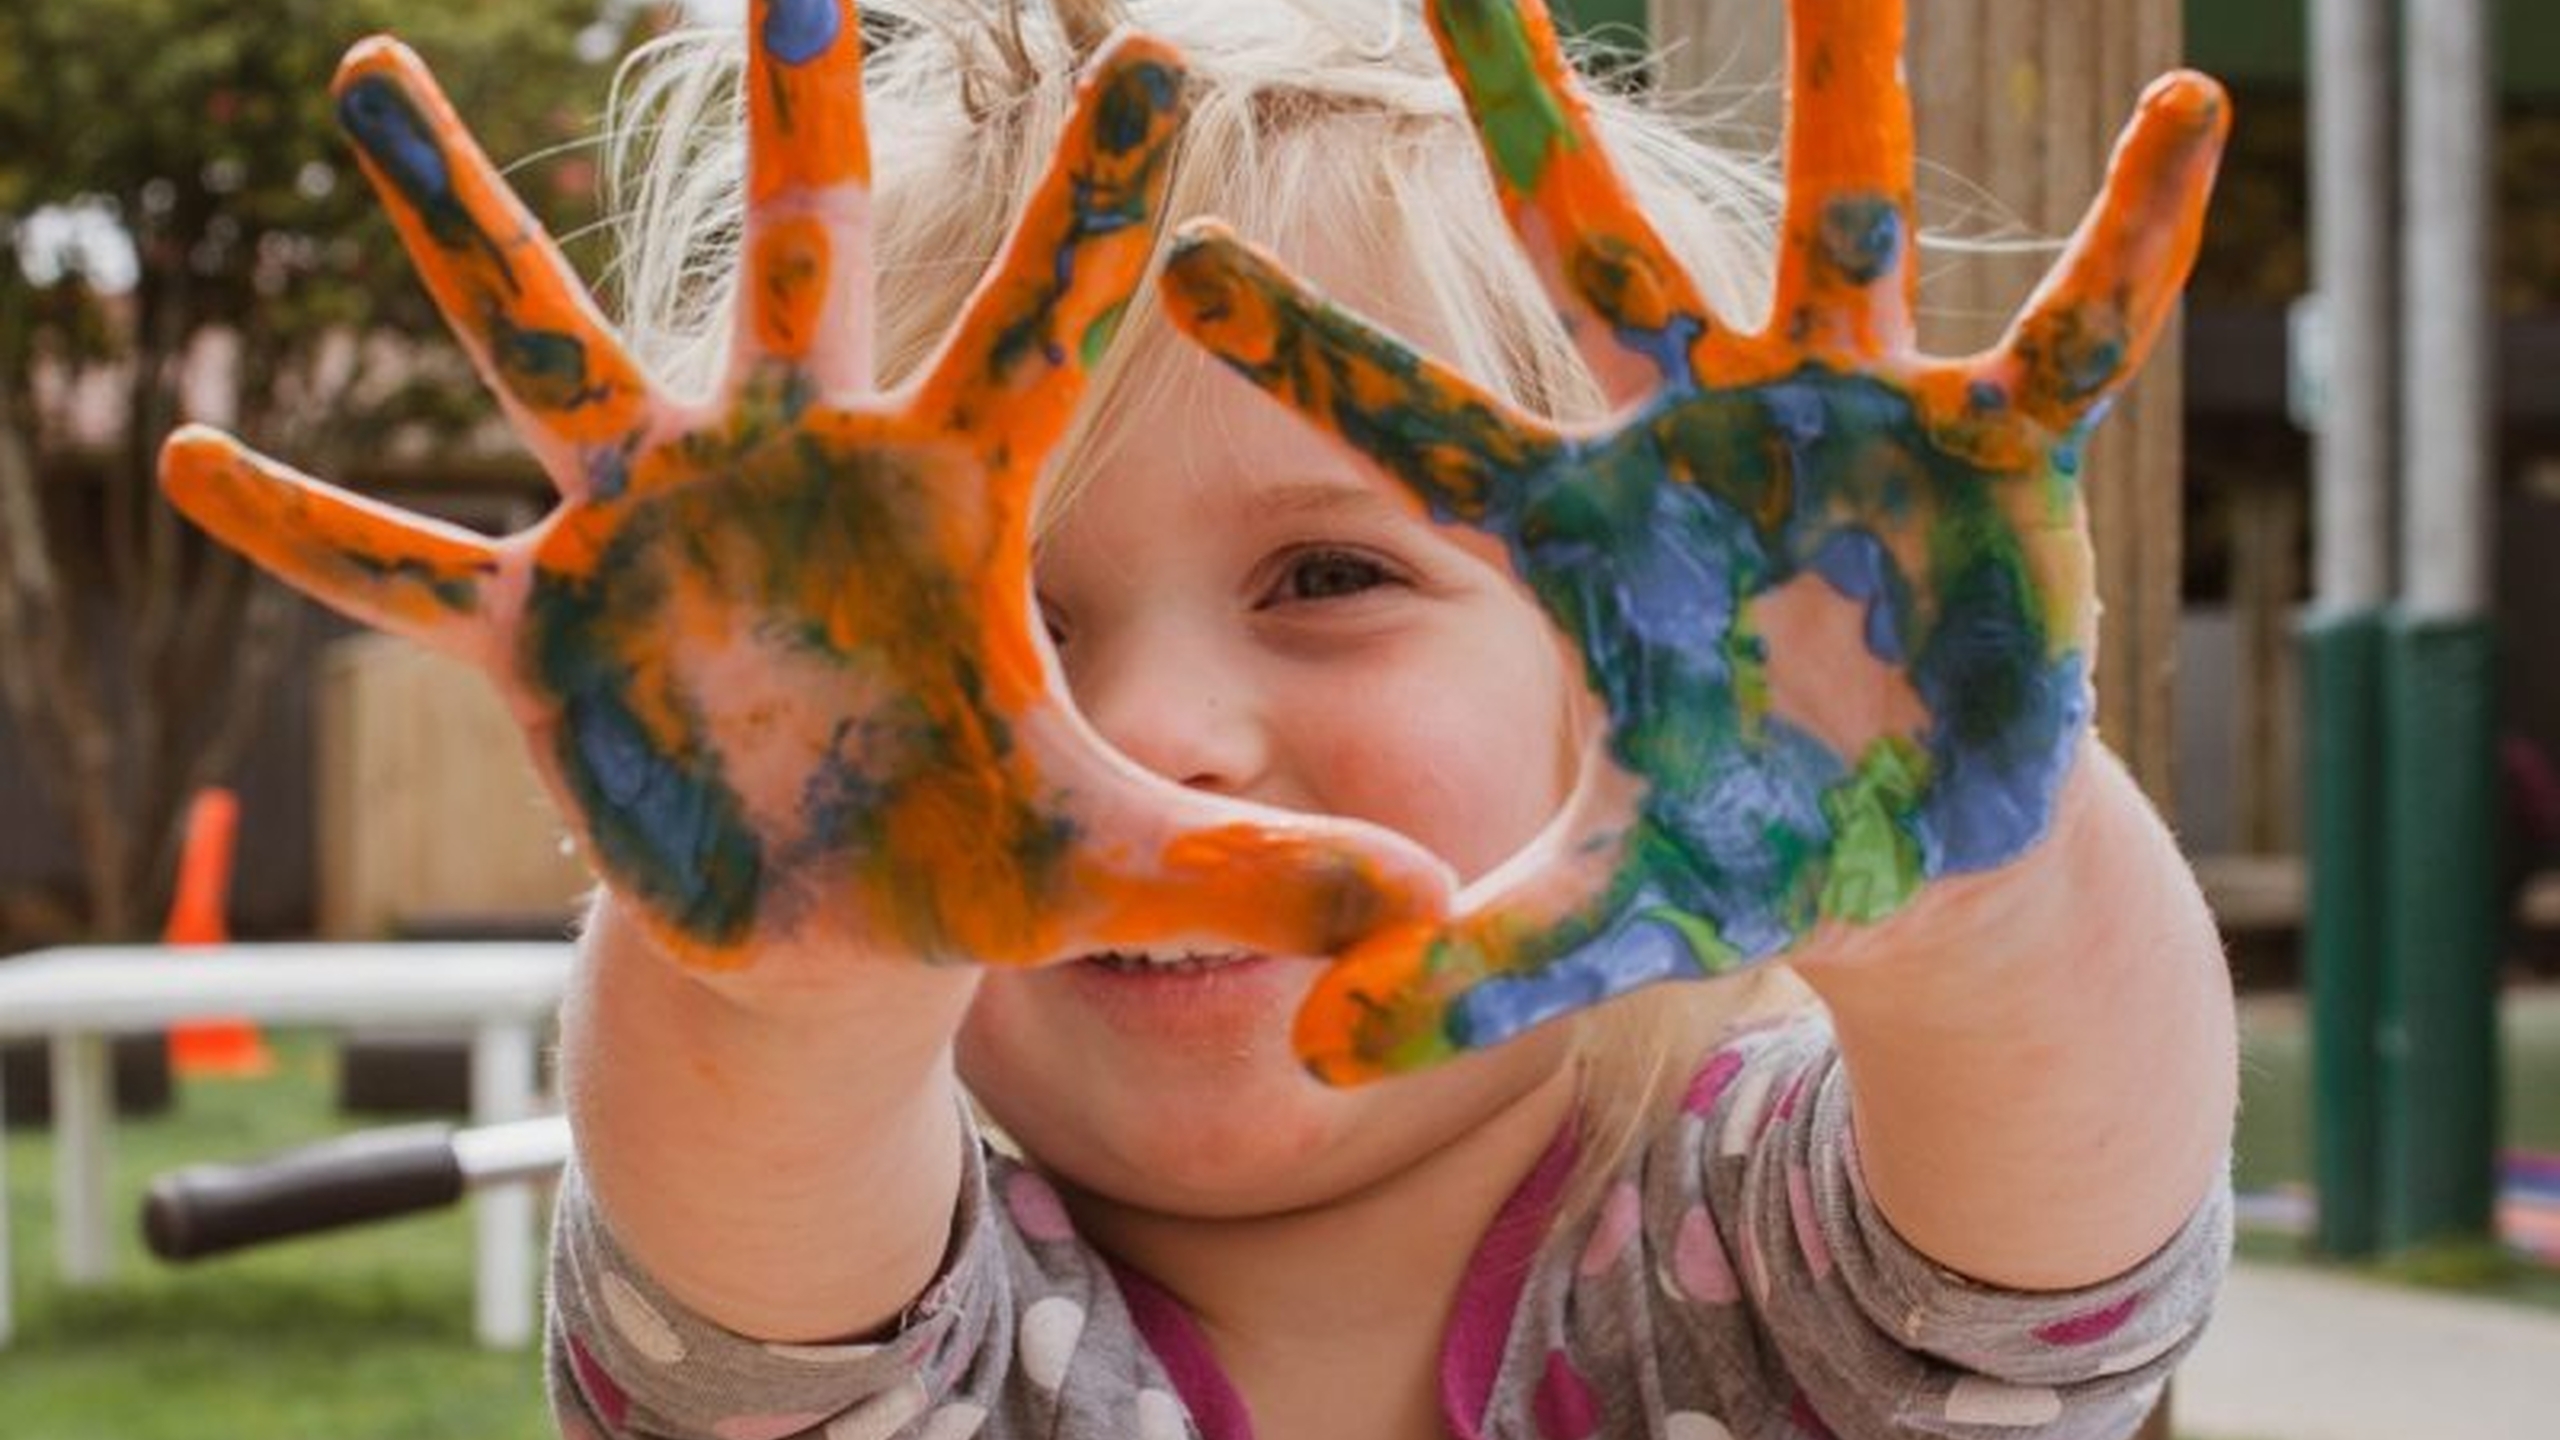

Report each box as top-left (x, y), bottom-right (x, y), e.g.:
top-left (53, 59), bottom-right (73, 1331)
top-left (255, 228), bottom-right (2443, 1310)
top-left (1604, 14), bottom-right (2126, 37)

top-left (1799, 737), bottom-right (2237, 1292)
top-left (560, 890), bottom-right (984, 1342)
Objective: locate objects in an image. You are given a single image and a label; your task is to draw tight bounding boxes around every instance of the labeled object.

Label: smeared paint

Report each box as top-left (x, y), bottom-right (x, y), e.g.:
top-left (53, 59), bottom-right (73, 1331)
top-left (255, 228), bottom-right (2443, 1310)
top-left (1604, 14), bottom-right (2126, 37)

top-left (750, 216), bottom-right (831, 360)
top-left (1817, 195), bottom-right (1904, 286)
top-left (488, 309), bottom-right (607, 413)
top-left (1166, 0), bottom-right (2230, 1081)
top-left (975, 56), bottom-right (1178, 391)
top-left (331, 43), bottom-right (651, 453)
top-left (1431, 0), bottom-right (1577, 194)
top-left (336, 76), bottom-right (512, 285)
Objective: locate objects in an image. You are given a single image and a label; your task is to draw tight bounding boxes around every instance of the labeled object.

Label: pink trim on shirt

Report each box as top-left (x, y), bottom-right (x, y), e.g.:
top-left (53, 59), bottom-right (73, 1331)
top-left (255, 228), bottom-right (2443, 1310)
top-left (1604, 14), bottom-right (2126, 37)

top-left (1441, 1124), bottom-right (1576, 1439)
top-left (1104, 1123), bottom-right (1578, 1440)
top-left (1108, 1258), bottom-right (1259, 1440)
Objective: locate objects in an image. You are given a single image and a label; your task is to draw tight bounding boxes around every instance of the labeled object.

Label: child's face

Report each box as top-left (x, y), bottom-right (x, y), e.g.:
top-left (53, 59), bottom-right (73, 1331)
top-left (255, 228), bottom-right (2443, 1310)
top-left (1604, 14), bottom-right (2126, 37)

top-left (954, 312), bottom-right (1587, 1217)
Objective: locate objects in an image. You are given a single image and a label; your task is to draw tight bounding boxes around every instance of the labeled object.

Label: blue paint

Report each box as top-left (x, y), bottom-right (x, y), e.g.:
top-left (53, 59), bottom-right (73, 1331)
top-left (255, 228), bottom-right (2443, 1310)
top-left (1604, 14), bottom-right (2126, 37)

top-left (1447, 910), bottom-right (1701, 1049)
top-left (338, 77), bottom-right (449, 203)
top-left (337, 75), bottom-right (519, 291)
top-left (1912, 629), bottom-right (2088, 873)
top-left (1095, 61), bottom-right (1181, 155)
top-left (1809, 528), bottom-right (1908, 664)
top-left (1818, 194), bottom-right (1904, 286)
top-left (761, 0), bottom-right (840, 66)
top-left (559, 686), bottom-right (765, 940)
top-left (1612, 311), bottom-right (1703, 391)
top-left (584, 437), bottom-right (638, 502)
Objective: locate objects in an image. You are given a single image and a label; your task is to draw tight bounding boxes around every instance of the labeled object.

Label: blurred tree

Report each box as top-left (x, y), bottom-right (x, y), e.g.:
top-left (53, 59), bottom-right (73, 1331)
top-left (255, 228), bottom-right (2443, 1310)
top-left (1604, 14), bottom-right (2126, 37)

top-left (0, 0), bottom-right (637, 937)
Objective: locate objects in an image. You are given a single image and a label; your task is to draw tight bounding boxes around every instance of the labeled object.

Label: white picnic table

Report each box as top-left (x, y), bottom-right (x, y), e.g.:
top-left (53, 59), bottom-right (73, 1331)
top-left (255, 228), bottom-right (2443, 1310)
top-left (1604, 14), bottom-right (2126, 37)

top-left (0, 942), bottom-right (572, 1349)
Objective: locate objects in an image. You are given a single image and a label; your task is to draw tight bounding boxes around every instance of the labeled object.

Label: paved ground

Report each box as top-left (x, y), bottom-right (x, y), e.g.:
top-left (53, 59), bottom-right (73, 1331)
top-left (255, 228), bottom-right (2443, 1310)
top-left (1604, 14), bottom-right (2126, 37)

top-left (2174, 1259), bottom-right (2560, 1440)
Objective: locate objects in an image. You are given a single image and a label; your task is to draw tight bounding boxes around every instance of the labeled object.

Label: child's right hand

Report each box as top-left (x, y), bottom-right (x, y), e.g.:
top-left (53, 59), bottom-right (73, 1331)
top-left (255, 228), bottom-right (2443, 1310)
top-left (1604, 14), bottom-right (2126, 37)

top-left (160, 4), bottom-right (1446, 982)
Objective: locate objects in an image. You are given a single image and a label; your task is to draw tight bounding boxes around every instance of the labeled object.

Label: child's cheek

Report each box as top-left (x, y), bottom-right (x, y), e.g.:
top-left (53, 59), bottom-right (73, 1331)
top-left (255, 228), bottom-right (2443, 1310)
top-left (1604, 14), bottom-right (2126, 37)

top-left (1298, 658), bottom-right (1564, 883)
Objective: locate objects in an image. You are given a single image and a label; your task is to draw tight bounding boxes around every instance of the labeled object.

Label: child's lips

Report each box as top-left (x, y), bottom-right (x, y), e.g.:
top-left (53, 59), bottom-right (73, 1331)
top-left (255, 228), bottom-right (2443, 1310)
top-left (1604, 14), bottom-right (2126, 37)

top-left (1059, 949), bottom-right (1317, 1040)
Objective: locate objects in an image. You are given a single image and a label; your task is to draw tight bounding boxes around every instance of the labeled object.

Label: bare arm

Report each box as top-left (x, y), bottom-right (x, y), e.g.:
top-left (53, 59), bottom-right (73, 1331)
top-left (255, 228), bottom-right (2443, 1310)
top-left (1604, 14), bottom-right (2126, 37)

top-left (560, 892), bottom-right (982, 1341)
top-left (1801, 737), bottom-right (2236, 1291)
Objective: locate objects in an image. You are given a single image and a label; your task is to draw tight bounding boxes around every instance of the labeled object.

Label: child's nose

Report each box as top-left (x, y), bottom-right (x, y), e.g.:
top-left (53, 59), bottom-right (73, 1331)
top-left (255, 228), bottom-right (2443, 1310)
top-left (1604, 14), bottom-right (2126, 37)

top-left (1070, 636), bottom-right (1270, 797)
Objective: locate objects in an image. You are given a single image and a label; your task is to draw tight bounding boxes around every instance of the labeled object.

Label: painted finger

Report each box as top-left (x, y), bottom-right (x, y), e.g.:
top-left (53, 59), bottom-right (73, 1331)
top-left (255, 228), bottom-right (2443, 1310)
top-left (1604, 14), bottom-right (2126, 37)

top-left (1029, 699), bottom-right (1458, 965)
top-left (1160, 221), bottom-right (1564, 528)
top-left (1987, 71), bottom-right (2230, 436)
top-left (333, 39), bottom-right (651, 499)
top-left (1425, 0), bottom-right (1733, 399)
top-left (733, 0), bottom-right (876, 394)
top-left (837, 699), bottom-right (1456, 967)
top-left (1765, 0), bottom-right (1920, 362)
top-left (160, 425), bottom-right (498, 657)
top-left (907, 35), bottom-right (1184, 463)
top-left (1288, 749), bottom-right (1714, 1083)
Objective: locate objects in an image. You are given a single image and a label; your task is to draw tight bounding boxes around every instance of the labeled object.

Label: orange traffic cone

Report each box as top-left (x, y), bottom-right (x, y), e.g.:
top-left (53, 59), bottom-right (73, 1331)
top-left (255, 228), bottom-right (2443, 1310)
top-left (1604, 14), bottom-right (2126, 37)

top-left (165, 788), bottom-right (274, 1077)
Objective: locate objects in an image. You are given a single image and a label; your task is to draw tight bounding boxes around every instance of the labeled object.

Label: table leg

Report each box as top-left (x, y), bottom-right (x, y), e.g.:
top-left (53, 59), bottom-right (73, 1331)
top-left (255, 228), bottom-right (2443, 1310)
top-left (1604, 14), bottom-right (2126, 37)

top-left (1, 1058), bottom-right (15, 1346)
top-left (52, 1033), bottom-right (113, 1283)
top-left (469, 1017), bottom-right (540, 1350)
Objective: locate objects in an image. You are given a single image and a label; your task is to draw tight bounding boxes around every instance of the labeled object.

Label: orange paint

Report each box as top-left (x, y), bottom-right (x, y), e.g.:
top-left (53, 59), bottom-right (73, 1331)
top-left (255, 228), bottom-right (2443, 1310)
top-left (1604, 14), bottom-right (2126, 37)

top-left (331, 40), bottom-right (649, 453)
top-left (747, 0), bottom-right (872, 205)
top-left (750, 216), bottom-right (833, 362)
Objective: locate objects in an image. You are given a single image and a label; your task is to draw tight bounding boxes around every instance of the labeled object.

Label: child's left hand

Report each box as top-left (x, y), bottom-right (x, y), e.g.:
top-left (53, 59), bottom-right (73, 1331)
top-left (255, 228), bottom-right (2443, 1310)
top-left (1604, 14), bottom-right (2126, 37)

top-left (1161, 0), bottom-right (2228, 1081)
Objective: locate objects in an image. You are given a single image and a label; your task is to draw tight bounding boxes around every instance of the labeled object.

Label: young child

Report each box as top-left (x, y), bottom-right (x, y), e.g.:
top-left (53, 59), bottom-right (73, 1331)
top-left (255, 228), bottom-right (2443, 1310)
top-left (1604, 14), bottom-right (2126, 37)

top-left (163, 1), bottom-right (2237, 1437)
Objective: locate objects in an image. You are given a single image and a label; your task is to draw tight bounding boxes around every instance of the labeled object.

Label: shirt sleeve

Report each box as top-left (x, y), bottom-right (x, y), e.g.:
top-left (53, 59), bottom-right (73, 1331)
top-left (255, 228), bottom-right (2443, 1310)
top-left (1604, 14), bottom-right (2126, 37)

top-left (545, 1122), bottom-right (1187, 1440)
top-left (1652, 1011), bottom-right (2234, 1440)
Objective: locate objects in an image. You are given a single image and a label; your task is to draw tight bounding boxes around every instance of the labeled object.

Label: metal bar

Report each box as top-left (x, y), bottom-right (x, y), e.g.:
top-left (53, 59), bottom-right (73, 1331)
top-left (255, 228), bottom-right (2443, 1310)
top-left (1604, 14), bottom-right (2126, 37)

top-left (51, 1034), bottom-right (114, 1283)
top-left (469, 1017), bottom-right (542, 1349)
top-left (2311, 0), bottom-right (2397, 609)
top-left (2401, 0), bottom-right (2493, 616)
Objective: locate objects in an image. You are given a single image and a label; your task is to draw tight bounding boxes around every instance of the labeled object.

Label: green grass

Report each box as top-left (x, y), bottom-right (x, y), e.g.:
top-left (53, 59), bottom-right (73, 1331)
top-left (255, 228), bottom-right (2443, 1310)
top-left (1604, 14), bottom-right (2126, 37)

top-left (0, 1033), bottom-right (551, 1440)
top-left (2231, 986), bottom-right (2560, 1313)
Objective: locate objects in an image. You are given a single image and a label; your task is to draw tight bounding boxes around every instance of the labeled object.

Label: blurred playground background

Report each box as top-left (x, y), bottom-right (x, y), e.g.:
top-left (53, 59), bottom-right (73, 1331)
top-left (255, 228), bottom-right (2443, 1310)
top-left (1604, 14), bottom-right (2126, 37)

top-left (4, 2), bottom-right (2558, 1438)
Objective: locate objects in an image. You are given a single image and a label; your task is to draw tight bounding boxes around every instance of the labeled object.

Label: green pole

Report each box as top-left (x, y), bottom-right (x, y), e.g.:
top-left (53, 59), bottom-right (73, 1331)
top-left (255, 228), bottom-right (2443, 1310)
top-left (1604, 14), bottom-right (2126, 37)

top-left (2301, 610), bottom-right (2386, 1255)
top-left (2378, 612), bottom-right (2502, 1247)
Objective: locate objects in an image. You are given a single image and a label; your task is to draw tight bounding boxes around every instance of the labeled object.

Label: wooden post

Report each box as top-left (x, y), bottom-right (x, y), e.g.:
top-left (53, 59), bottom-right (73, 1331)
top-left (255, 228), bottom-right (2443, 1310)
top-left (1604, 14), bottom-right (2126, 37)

top-left (1653, 6), bottom-right (2191, 1437)
top-left (1652, 0), bottom-right (2190, 807)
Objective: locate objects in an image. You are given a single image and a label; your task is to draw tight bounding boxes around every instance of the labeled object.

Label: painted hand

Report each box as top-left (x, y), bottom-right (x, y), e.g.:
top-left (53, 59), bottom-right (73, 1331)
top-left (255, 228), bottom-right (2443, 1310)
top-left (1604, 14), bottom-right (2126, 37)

top-left (1161, 0), bottom-right (2229, 1080)
top-left (161, 3), bottom-right (1445, 973)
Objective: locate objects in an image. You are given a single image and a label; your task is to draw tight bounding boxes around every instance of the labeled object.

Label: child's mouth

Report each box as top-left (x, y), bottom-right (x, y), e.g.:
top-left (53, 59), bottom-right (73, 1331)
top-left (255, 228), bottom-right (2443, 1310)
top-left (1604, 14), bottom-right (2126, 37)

top-left (1078, 949), bottom-right (1260, 976)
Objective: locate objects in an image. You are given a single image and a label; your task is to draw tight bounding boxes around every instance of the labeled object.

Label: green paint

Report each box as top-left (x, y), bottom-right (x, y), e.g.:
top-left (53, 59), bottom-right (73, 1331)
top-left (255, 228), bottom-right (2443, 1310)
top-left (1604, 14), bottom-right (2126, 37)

top-left (1817, 736), bottom-right (1928, 923)
top-left (344, 550), bottom-right (483, 616)
top-left (1640, 903), bottom-right (1744, 975)
top-left (1435, 0), bottom-right (1579, 196)
top-left (1081, 298), bottom-right (1127, 371)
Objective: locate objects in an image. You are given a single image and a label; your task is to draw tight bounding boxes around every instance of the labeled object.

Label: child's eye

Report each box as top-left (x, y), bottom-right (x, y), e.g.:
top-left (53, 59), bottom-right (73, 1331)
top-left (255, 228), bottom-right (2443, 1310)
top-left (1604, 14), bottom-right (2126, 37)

top-left (1267, 547), bottom-right (1399, 604)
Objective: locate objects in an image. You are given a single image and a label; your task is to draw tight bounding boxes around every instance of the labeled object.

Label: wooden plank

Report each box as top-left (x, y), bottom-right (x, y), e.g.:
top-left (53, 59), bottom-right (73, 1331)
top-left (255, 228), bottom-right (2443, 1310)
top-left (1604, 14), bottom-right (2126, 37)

top-left (315, 635), bottom-right (587, 939)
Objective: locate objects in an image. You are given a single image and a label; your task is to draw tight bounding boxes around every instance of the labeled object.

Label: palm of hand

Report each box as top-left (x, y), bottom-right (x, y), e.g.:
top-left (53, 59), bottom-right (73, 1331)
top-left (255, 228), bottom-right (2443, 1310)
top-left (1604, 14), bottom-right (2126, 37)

top-left (1163, 0), bottom-right (2228, 1079)
top-left (162, 4), bottom-right (1443, 972)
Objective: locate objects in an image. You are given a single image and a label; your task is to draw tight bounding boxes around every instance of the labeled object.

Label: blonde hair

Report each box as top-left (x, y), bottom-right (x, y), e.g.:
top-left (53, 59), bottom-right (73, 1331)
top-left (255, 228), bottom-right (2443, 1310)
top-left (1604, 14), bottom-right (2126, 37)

top-left (602, 0), bottom-right (1813, 1221)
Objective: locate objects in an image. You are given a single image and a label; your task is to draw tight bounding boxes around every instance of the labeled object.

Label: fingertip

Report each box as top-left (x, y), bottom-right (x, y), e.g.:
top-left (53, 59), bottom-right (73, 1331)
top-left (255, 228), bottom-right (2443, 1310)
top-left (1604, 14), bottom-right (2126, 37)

top-left (1077, 32), bottom-right (1190, 157)
top-left (157, 424), bottom-right (243, 505)
top-left (1156, 226), bottom-right (1257, 333)
top-left (1166, 215), bottom-right (1238, 259)
top-left (1084, 28), bottom-right (1188, 89)
top-left (2144, 68), bottom-right (2234, 138)
top-left (331, 33), bottom-right (417, 96)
